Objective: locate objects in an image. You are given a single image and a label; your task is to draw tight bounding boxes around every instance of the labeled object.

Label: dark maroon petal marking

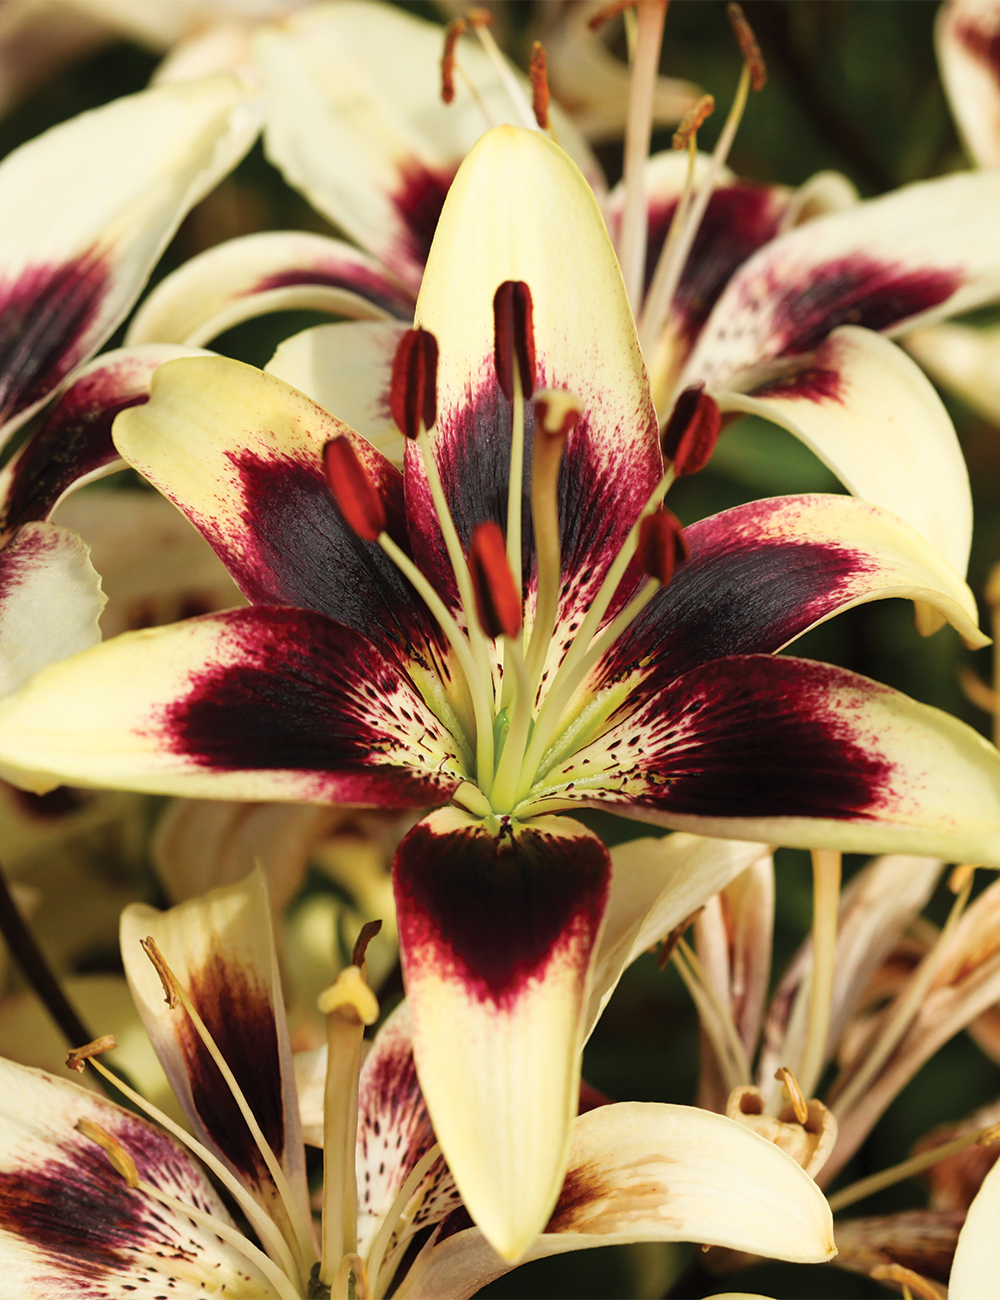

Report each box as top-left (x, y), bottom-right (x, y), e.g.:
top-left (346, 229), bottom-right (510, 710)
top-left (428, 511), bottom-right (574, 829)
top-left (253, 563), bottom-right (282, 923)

top-left (599, 496), bottom-right (882, 693)
top-left (767, 256), bottom-right (960, 359)
top-left (164, 607), bottom-right (457, 807)
top-left (0, 249), bottom-right (110, 433)
top-left (748, 361), bottom-right (844, 403)
top-left (394, 817), bottom-right (610, 1007)
top-left (613, 655), bottom-right (891, 822)
top-left (251, 263), bottom-right (412, 319)
top-left (955, 14), bottom-right (1000, 75)
top-left (391, 160), bottom-right (457, 289)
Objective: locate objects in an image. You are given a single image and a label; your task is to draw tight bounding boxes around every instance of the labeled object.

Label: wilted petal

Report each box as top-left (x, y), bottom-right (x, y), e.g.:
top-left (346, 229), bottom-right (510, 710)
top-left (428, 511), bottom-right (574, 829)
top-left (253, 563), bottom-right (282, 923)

top-left (0, 605), bottom-right (462, 804)
top-left (125, 230), bottom-right (413, 348)
top-left (0, 522), bottom-right (104, 696)
top-left (267, 320), bottom-right (409, 465)
top-left (937, 0), bottom-right (1000, 167)
top-left (835, 1210), bottom-right (962, 1293)
top-left (0, 71), bottom-right (259, 443)
top-left (395, 807), bottom-right (610, 1260)
top-left (0, 1057), bottom-right (278, 1297)
top-left (120, 869), bottom-right (309, 1237)
top-left (918, 1098), bottom-right (1000, 1212)
top-left (713, 327), bottom-right (973, 576)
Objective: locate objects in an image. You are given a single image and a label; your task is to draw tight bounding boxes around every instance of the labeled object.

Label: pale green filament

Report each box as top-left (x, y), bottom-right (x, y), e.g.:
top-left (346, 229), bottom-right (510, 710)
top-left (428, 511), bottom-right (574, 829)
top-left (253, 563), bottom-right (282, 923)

top-left (490, 632), bottom-right (534, 813)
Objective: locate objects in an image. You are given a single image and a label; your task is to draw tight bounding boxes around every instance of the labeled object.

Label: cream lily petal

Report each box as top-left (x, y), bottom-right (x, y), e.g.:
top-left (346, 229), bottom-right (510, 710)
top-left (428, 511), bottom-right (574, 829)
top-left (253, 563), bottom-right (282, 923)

top-left (584, 833), bottom-right (771, 1040)
top-left (266, 320), bottom-right (409, 465)
top-left (401, 1103), bottom-right (834, 1299)
top-left (0, 1057), bottom-right (279, 1297)
top-left (906, 320), bottom-right (1000, 426)
top-left (937, 0), bottom-right (1000, 168)
top-left (0, 71), bottom-right (260, 443)
top-left (713, 326), bottom-right (974, 576)
top-left (0, 521), bottom-right (104, 696)
top-left (254, 1), bottom-right (599, 294)
top-left (120, 869), bottom-right (311, 1241)
top-left (125, 230), bottom-right (412, 348)
top-left (950, 1156), bottom-right (1000, 1299)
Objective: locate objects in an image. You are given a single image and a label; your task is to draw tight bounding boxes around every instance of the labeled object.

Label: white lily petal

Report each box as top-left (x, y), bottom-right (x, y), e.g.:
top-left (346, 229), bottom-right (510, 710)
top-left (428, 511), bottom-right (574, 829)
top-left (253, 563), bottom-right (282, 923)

top-left (950, 1154), bottom-right (1000, 1299)
top-left (906, 320), bottom-right (1000, 426)
top-left (937, 0), bottom-right (1000, 168)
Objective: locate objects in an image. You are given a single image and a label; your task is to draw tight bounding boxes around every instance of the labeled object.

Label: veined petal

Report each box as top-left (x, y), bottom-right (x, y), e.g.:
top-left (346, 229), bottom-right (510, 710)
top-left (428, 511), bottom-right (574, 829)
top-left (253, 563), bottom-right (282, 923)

top-left (937, 0), bottom-right (1000, 168)
top-left (906, 320), bottom-right (1000, 425)
top-left (0, 522), bottom-right (104, 696)
top-left (113, 355), bottom-right (432, 648)
top-left (597, 491), bottom-right (986, 711)
top-left (0, 606), bottom-right (463, 804)
top-left (120, 869), bottom-right (309, 1235)
top-left (254, 2), bottom-right (599, 294)
top-left (0, 1057), bottom-right (278, 1297)
top-left (412, 125), bottom-right (660, 613)
top-left (950, 1156), bottom-right (1000, 1299)
top-left (404, 1103), bottom-right (834, 1299)
top-left (0, 344), bottom-right (208, 534)
top-left (585, 833), bottom-right (770, 1040)
top-left (0, 72), bottom-right (259, 443)
top-left (713, 327), bottom-right (973, 576)
top-left (683, 169), bottom-right (1000, 390)
top-left (556, 655), bottom-right (1000, 866)
top-left (125, 230), bottom-right (413, 348)
top-left (394, 807), bottom-right (611, 1260)
top-left (266, 320), bottom-right (408, 466)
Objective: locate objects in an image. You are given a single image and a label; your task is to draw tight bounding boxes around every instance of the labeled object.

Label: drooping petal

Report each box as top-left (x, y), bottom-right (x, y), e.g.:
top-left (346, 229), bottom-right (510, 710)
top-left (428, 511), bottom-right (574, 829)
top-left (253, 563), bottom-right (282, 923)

top-left (112, 354), bottom-right (434, 648)
top-left (0, 1057), bottom-right (279, 1297)
top-left (394, 806), bottom-right (611, 1260)
top-left (0, 605), bottom-right (463, 805)
top-left (713, 327), bottom-right (973, 576)
top-left (0, 522), bottom-right (104, 696)
top-left (552, 655), bottom-right (1000, 867)
top-left (120, 869), bottom-right (310, 1239)
top-left (125, 230), bottom-right (413, 348)
top-left (597, 491), bottom-right (986, 709)
top-left (266, 320), bottom-right (408, 465)
top-left (403, 1103), bottom-right (834, 1299)
top-left (412, 125), bottom-right (661, 617)
top-left (683, 168), bottom-right (1000, 391)
top-left (0, 344), bottom-right (208, 534)
top-left (0, 71), bottom-right (259, 444)
top-left (937, 0), bottom-right (1000, 168)
top-left (254, 2), bottom-right (600, 295)
top-left (906, 320), bottom-right (1000, 426)
top-left (950, 1156), bottom-right (1000, 1299)
top-left (585, 832), bottom-right (770, 1039)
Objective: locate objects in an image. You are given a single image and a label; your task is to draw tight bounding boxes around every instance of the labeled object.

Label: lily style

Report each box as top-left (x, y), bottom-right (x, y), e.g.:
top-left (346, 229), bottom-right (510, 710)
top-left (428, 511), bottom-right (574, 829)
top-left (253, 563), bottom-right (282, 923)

top-left (0, 125), bottom-right (999, 1258)
top-left (0, 868), bottom-right (836, 1299)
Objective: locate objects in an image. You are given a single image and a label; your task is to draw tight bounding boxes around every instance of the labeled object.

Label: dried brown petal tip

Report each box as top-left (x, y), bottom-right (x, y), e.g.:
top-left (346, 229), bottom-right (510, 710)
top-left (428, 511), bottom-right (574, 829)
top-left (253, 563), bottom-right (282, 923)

top-left (533, 389), bottom-right (582, 440)
top-left (493, 280), bottom-right (536, 401)
top-left (661, 384), bottom-right (720, 476)
top-left (390, 327), bottom-right (439, 439)
top-left (352, 918), bottom-right (383, 968)
top-left (470, 520), bottom-right (521, 639)
top-left (66, 1034), bottom-right (118, 1073)
top-left (588, 0), bottom-right (634, 31)
top-left (638, 509), bottom-right (688, 587)
top-left (324, 438), bottom-right (386, 543)
top-left (672, 93), bottom-right (715, 150)
top-left (441, 18), bottom-right (467, 105)
top-left (727, 2), bottom-right (767, 91)
top-left (529, 41), bottom-right (550, 130)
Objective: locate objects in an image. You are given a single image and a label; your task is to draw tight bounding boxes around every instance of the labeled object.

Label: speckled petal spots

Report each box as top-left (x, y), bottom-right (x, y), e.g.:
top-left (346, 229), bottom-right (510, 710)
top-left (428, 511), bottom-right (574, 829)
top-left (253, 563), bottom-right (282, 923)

top-left (0, 1058), bottom-right (278, 1297)
top-left (0, 606), bottom-right (463, 805)
top-left (125, 230), bottom-right (413, 349)
top-left (937, 0), bottom-right (1000, 167)
top-left (411, 125), bottom-right (661, 615)
top-left (394, 806), bottom-right (611, 1260)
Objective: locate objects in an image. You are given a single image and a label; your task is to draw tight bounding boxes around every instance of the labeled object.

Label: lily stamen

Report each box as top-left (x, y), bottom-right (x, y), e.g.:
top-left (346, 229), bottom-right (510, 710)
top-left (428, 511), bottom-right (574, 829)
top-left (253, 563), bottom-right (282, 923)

top-left (365, 1142), bottom-right (443, 1300)
top-left (467, 9), bottom-right (540, 132)
top-left (774, 1066), bottom-right (810, 1126)
top-left (528, 42), bottom-right (550, 131)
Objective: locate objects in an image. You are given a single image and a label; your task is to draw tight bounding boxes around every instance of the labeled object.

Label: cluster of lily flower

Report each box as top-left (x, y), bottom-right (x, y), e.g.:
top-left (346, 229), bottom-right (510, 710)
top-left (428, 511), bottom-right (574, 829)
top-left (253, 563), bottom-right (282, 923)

top-left (3, 0), bottom-right (1000, 1296)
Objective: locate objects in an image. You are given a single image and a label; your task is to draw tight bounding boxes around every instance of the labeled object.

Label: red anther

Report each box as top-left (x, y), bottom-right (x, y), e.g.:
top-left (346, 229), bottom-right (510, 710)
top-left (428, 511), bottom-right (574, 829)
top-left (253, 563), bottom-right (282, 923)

top-left (441, 18), bottom-right (466, 105)
top-left (672, 94), bottom-right (715, 151)
top-left (493, 280), bottom-right (536, 401)
top-left (469, 520), bottom-right (522, 640)
top-left (661, 385), bottom-right (721, 477)
top-left (534, 388), bottom-right (582, 440)
top-left (638, 509), bottom-right (689, 587)
top-left (390, 327), bottom-right (439, 439)
top-left (727, 2), bottom-right (767, 91)
top-left (529, 41), bottom-right (550, 130)
top-left (588, 1), bottom-right (634, 32)
top-left (323, 437), bottom-right (386, 542)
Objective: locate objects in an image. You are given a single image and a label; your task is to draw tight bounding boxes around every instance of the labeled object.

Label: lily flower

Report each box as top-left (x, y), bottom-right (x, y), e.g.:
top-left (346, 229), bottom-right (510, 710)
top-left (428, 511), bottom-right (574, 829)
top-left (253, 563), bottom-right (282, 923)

top-left (0, 864), bottom-right (835, 1298)
top-left (0, 124), bottom-right (997, 1256)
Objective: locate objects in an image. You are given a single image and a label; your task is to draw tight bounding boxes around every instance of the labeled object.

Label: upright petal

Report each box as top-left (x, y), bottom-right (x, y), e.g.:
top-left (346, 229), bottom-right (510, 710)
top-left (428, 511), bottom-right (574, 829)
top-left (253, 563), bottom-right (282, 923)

top-left (394, 807), bottom-right (610, 1260)
top-left (120, 870), bottom-right (309, 1242)
top-left (0, 1058), bottom-right (278, 1297)
top-left (937, 0), bottom-right (1000, 167)
top-left (0, 72), bottom-right (259, 443)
